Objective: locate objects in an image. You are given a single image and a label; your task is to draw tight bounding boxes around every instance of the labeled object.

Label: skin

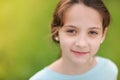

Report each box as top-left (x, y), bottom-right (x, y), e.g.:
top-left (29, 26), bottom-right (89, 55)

top-left (49, 3), bottom-right (107, 75)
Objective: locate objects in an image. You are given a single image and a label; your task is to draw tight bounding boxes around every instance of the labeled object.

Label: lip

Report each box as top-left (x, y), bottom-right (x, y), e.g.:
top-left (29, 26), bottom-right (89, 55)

top-left (71, 50), bottom-right (89, 56)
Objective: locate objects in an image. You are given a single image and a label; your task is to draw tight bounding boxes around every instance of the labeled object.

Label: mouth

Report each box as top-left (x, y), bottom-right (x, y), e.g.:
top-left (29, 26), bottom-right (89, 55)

top-left (71, 50), bottom-right (89, 56)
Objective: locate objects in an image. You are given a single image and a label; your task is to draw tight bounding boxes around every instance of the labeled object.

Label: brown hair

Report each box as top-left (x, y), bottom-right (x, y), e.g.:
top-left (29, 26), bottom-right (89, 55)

top-left (51, 0), bottom-right (110, 43)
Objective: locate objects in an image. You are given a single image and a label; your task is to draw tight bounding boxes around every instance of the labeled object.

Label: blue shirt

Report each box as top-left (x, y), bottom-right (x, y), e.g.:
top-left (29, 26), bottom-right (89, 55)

top-left (29, 56), bottom-right (118, 80)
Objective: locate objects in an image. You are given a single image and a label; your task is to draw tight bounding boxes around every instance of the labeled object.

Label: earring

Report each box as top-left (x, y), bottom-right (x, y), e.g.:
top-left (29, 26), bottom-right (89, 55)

top-left (100, 40), bottom-right (103, 44)
top-left (55, 36), bottom-right (59, 41)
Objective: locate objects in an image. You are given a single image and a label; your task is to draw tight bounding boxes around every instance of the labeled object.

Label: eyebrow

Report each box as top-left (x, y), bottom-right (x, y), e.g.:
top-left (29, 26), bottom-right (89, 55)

top-left (89, 27), bottom-right (102, 30)
top-left (64, 25), bottom-right (102, 30)
top-left (64, 25), bottom-right (77, 28)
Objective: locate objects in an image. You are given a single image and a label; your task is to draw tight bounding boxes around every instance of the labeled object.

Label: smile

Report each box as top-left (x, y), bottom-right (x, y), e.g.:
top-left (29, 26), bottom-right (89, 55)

top-left (71, 50), bottom-right (89, 56)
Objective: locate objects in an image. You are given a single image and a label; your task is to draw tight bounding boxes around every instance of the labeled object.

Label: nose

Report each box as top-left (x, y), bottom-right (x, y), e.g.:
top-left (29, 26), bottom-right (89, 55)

top-left (74, 34), bottom-right (88, 48)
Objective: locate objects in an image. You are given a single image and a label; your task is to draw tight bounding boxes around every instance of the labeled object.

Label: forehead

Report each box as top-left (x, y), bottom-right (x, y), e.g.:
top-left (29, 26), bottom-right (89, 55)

top-left (63, 3), bottom-right (102, 29)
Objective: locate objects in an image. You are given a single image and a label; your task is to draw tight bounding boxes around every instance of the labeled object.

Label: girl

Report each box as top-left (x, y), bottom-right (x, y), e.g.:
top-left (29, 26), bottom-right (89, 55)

top-left (30, 0), bottom-right (118, 80)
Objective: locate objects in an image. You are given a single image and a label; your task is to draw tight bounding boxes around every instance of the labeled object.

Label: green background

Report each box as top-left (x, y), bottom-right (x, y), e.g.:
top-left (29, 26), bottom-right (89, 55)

top-left (0, 0), bottom-right (120, 80)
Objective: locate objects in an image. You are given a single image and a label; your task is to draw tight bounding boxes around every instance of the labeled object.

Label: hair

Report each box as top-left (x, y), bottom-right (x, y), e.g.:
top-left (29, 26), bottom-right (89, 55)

top-left (51, 0), bottom-right (111, 43)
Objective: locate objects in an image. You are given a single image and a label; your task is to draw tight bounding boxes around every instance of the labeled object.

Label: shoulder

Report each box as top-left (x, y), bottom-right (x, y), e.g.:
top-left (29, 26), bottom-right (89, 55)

top-left (29, 67), bottom-right (50, 80)
top-left (96, 56), bottom-right (118, 76)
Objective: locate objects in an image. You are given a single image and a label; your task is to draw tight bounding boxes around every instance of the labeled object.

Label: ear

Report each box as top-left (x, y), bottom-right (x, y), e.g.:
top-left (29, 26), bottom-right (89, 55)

top-left (101, 28), bottom-right (108, 44)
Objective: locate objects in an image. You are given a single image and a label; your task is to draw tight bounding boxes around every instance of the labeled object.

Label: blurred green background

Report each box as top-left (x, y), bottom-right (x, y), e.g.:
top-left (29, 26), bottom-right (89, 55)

top-left (0, 0), bottom-right (119, 80)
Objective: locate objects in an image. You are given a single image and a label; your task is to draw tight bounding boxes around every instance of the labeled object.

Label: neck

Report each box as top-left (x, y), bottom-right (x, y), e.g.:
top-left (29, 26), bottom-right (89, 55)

top-left (49, 57), bottom-right (97, 75)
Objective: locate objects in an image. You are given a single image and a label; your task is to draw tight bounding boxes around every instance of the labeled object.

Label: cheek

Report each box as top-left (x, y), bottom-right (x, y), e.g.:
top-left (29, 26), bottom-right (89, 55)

top-left (59, 37), bottom-right (71, 48)
top-left (59, 39), bottom-right (69, 54)
top-left (90, 40), bottom-right (101, 53)
top-left (59, 35), bottom-right (74, 51)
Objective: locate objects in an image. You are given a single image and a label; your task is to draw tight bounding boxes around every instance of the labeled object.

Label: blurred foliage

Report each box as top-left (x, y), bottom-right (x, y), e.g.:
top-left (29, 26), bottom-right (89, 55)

top-left (0, 0), bottom-right (120, 80)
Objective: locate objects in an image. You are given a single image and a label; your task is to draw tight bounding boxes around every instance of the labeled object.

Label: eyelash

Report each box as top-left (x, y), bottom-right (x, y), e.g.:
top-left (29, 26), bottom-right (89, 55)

top-left (89, 31), bottom-right (98, 35)
top-left (66, 29), bottom-right (77, 35)
top-left (67, 29), bottom-right (76, 33)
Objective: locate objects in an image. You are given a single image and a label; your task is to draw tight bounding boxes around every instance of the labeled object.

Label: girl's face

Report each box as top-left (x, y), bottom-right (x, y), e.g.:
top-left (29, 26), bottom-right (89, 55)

top-left (58, 4), bottom-right (107, 64)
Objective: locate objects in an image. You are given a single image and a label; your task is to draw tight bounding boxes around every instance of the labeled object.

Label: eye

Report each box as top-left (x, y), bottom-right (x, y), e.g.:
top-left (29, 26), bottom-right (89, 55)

top-left (67, 29), bottom-right (75, 33)
top-left (89, 31), bottom-right (98, 35)
top-left (66, 29), bottom-right (77, 35)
